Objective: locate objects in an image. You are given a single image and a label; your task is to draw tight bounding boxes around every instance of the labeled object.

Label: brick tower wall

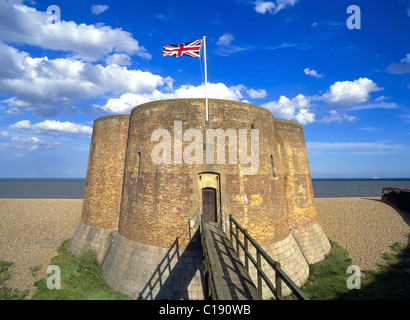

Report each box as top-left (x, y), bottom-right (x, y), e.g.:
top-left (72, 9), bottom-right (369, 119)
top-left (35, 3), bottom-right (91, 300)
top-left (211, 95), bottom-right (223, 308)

top-left (101, 99), bottom-right (310, 299)
top-left (67, 114), bottom-right (130, 263)
top-left (274, 119), bottom-right (330, 264)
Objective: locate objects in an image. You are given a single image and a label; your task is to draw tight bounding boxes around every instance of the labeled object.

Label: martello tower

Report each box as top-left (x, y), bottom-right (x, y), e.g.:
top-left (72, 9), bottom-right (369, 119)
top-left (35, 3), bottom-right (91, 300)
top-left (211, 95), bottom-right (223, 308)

top-left (68, 98), bottom-right (330, 299)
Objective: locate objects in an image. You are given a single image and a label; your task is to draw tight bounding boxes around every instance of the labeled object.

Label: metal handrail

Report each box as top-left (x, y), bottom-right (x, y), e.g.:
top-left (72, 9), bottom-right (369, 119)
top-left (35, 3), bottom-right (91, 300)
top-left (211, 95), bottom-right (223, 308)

top-left (229, 214), bottom-right (309, 300)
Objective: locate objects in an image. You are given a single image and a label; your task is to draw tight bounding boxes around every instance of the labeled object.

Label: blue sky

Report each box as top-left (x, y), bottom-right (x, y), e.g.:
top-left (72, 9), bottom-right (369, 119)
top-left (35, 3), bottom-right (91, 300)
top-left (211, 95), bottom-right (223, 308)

top-left (0, 0), bottom-right (409, 178)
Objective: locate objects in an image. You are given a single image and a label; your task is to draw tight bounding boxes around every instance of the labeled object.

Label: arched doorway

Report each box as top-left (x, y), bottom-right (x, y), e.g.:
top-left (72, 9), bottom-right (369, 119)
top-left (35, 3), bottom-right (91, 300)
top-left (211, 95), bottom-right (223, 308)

top-left (202, 188), bottom-right (216, 222)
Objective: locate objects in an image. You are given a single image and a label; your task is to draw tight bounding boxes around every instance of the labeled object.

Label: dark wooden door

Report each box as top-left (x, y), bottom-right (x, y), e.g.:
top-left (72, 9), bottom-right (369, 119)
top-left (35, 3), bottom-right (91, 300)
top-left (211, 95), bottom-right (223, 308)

top-left (202, 188), bottom-right (216, 222)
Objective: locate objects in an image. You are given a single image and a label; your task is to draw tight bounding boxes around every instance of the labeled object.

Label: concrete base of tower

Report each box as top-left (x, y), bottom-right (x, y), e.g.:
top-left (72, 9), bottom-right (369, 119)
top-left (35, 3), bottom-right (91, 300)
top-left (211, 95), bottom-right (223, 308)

top-left (67, 221), bottom-right (116, 264)
top-left (101, 234), bottom-right (205, 300)
top-left (239, 233), bottom-right (310, 299)
top-left (292, 223), bottom-right (331, 265)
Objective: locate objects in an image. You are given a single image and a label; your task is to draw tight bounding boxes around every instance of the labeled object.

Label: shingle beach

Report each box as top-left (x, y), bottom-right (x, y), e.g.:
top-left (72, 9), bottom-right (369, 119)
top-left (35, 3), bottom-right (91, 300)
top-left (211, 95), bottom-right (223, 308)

top-left (0, 197), bottom-right (409, 298)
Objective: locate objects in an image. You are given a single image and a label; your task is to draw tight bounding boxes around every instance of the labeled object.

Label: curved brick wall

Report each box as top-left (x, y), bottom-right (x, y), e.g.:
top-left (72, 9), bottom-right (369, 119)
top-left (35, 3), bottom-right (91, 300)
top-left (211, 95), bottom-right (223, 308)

top-left (117, 99), bottom-right (289, 249)
top-left (81, 115), bottom-right (130, 229)
top-left (274, 119), bottom-right (330, 264)
top-left (68, 115), bottom-right (130, 263)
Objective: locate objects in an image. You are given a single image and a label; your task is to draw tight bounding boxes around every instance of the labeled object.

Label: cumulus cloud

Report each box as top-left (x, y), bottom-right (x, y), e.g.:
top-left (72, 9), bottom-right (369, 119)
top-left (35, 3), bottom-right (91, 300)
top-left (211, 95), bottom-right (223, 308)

top-left (321, 78), bottom-right (382, 107)
top-left (0, 42), bottom-right (165, 117)
top-left (254, 1), bottom-right (275, 14)
top-left (95, 83), bottom-right (253, 114)
top-left (10, 120), bottom-right (93, 136)
top-left (0, 1), bottom-right (150, 61)
top-left (91, 4), bottom-right (109, 15)
top-left (262, 94), bottom-right (315, 125)
top-left (105, 53), bottom-right (131, 66)
top-left (304, 68), bottom-right (324, 78)
top-left (386, 53), bottom-right (410, 74)
top-left (247, 89), bottom-right (267, 99)
top-left (260, 77), bottom-right (388, 125)
top-left (253, 0), bottom-right (298, 15)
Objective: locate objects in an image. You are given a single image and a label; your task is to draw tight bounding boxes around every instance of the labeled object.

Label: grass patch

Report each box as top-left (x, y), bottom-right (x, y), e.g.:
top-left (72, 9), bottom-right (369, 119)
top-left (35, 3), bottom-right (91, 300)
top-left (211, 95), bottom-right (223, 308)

top-left (293, 241), bottom-right (353, 300)
top-left (0, 261), bottom-right (29, 300)
top-left (32, 239), bottom-right (131, 300)
top-left (288, 240), bottom-right (410, 300)
top-left (29, 266), bottom-right (41, 278)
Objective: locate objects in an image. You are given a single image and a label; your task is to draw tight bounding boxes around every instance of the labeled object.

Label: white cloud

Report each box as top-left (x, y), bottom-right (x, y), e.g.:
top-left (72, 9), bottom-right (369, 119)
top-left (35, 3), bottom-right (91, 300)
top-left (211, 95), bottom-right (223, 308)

top-left (359, 126), bottom-right (379, 132)
top-left (260, 77), bottom-right (389, 125)
top-left (307, 141), bottom-right (404, 155)
top-left (105, 53), bottom-right (131, 66)
top-left (95, 91), bottom-right (172, 114)
top-left (304, 67), bottom-right (324, 78)
top-left (262, 94), bottom-right (315, 125)
top-left (10, 120), bottom-right (93, 136)
top-left (254, 0), bottom-right (298, 15)
top-left (320, 110), bottom-right (358, 123)
top-left (375, 95), bottom-right (389, 102)
top-left (275, 0), bottom-right (298, 13)
top-left (349, 101), bottom-right (400, 111)
top-left (254, 1), bottom-right (275, 14)
top-left (386, 53), bottom-right (410, 74)
top-left (216, 32), bottom-right (234, 46)
top-left (214, 32), bottom-right (248, 56)
top-left (0, 131), bottom-right (9, 137)
top-left (0, 1), bottom-right (150, 61)
top-left (91, 4), bottom-right (109, 15)
top-left (400, 53), bottom-right (410, 63)
top-left (247, 89), bottom-right (267, 99)
top-left (321, 78), bottom-right (382, 107)
top-left (0, 42), bottom-right (165, 117)
top-left (96, 83), bottom-right (249, 114)
top-left (2, 136), bottom-right (61, 152)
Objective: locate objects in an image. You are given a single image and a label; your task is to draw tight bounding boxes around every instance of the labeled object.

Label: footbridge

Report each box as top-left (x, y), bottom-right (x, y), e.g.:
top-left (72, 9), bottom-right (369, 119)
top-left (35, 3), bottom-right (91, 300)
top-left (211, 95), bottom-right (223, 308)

top-left (196, 211), bottom-right (309, 300)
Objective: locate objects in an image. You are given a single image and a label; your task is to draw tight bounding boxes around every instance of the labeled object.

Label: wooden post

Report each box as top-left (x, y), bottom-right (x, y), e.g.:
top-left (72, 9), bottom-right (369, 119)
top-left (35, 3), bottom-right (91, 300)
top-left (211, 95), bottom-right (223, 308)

top-left (244, 229), bottom-right (249, 272)
top-left (229, 215), bottom-right (233, 245)
top-left (235, 225), bottom-right (239, 253)
top-left (257, 250), bottom-right (262, 297)
top-left (275, 261), bottom-right (283, 300)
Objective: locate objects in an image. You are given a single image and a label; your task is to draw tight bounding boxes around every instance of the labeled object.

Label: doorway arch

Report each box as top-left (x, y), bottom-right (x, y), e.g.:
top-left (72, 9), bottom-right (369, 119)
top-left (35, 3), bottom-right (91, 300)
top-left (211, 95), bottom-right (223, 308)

top-left (198, 172), bottom-right (220, 223)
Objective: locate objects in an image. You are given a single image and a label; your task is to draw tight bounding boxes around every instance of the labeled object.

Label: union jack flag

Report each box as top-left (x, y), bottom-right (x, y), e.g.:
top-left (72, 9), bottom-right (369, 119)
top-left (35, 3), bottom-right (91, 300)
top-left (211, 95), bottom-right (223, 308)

top-left (162, 39), bottom-right (202, 58)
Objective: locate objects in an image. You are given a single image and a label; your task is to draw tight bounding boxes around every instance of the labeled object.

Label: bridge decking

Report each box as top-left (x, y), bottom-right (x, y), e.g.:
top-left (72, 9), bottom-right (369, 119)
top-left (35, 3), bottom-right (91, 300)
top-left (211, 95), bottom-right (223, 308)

top-left (202, 221), bottom-right (262, 300)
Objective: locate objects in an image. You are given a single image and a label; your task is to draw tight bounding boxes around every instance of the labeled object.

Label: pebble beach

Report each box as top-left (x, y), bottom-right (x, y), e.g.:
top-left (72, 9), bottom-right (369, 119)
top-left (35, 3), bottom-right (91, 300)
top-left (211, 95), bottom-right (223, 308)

top-left (0, 197), bottom-right (409, 299)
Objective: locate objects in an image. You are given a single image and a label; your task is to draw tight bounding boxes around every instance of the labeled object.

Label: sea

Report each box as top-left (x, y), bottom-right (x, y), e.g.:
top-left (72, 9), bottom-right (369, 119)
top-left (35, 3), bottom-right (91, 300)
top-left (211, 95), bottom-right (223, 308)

top-left (0, 178), bottom-right (409, 199)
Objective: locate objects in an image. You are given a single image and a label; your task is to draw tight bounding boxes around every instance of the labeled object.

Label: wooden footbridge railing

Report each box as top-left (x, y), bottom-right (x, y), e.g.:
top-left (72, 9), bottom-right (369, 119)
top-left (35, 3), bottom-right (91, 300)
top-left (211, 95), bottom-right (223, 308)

top-left (197, 210), bottom-right (309, 300)
top-left (229, 215), bottom-right (309, 300)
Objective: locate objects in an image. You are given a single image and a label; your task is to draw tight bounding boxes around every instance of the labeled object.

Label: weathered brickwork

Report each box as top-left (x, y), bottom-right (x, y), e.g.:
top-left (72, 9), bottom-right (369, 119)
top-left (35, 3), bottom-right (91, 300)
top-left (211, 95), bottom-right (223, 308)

top-left (274, 119), bottom-right (317, 229)
top-left (68, 98), bottom-right (330, 300)
top-left (80, 115), bottom-right (130, 230)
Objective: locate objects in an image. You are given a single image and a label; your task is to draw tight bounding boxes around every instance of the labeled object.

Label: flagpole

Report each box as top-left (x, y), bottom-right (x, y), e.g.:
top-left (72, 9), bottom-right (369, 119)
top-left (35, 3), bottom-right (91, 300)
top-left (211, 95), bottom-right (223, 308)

top-left (203, 36), bottom-right (208, 122)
